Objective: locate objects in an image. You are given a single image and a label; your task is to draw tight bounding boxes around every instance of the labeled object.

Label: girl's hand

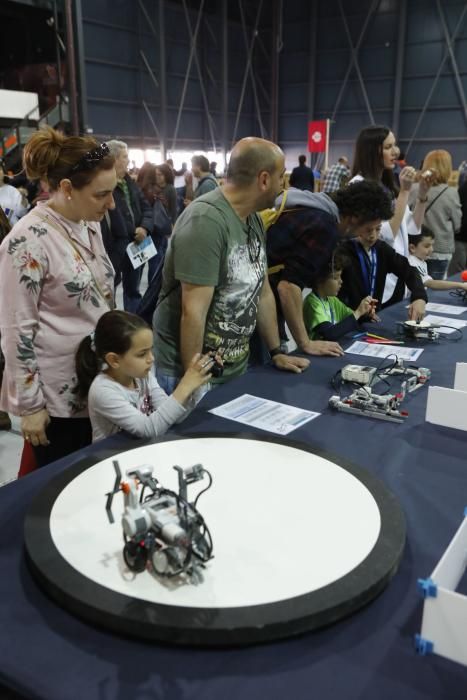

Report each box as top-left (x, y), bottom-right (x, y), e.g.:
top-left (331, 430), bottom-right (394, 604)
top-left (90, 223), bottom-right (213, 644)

top-left (21, 408), bottom-right (51, 447)
top-left (172, 353), bottom-right (220, 404)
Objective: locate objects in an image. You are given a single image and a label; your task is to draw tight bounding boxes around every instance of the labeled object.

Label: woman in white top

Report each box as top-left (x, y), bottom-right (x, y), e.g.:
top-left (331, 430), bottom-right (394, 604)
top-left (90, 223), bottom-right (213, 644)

top-left (350, 125), bottom-right (434, 305)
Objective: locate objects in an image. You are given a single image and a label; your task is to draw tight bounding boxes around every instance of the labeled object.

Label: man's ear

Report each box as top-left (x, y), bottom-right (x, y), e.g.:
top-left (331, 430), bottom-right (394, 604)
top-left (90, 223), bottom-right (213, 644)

top-left (257, 170), bottom-right (270, 192)
top-left (104, 351), bottom-right (120, 369)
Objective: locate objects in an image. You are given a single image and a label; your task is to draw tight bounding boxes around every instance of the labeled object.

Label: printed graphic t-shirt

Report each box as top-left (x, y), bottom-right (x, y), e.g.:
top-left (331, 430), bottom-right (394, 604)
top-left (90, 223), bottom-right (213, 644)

top-left (153, 188), bottom-right (266, 381)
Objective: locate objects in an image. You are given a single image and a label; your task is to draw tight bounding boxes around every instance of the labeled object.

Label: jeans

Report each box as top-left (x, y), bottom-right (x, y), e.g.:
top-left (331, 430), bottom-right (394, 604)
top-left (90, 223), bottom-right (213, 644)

top-left (155, 368), bottom-right (181, 394)
top-left (427, 258), bottom-right (450, 280)
top-left (155, 366), bottom-right (212, 401)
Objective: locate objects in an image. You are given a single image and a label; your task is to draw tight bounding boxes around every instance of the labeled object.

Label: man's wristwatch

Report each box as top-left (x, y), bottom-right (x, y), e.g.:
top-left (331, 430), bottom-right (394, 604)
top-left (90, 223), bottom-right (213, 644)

top-left (269, 346), bottom-right (284, 359)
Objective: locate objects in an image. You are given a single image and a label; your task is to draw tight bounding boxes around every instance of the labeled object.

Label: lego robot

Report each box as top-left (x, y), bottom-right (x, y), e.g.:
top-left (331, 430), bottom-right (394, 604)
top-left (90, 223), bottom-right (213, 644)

top-left (329, 361), bottom-right (431, 423)
top-left (105, 460), bottom-right (213, 579)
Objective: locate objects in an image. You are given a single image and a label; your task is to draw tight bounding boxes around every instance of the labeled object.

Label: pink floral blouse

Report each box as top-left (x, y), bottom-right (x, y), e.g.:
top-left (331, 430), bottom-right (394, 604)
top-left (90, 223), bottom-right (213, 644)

top-left (0, 202), bottom-right (114, 418)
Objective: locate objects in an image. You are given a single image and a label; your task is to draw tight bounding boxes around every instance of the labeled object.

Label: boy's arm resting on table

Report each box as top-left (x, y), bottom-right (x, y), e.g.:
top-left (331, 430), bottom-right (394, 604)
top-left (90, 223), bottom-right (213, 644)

top-left (425, 279), bottom-right (467, 292)
top-left (312, 315), bottom-right (360, 341)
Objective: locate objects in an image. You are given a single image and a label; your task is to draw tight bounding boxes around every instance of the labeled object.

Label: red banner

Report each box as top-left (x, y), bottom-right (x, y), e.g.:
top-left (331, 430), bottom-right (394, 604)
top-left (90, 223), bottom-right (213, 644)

top-left (308, 120), bottom-right (328, 153)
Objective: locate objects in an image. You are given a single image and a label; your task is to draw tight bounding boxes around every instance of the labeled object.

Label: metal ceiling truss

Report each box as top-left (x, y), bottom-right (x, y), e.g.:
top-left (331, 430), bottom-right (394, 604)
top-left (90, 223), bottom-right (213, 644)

top-left (313, 0), bottom-right (379, 170)
top-left (135, 0), bottom-right (277, 155)
top-left (404, 1), bottom-right (467, 156)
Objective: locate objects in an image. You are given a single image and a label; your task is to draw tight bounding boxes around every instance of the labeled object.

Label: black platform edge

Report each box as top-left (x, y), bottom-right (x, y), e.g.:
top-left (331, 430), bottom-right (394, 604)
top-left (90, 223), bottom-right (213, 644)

top-left (23, 432), bottom-right (406, 647)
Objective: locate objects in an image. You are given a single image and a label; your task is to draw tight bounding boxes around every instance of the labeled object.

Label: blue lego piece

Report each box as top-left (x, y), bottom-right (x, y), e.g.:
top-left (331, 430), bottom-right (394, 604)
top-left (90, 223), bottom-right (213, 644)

top-left (417, 577), bottom-right (437, 598)
top-left (415, 634), bottom-right (434, 656)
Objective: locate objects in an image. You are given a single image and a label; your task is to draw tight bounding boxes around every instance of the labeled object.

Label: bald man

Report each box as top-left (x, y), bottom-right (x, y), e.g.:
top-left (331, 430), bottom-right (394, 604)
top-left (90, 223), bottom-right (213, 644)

top-left (153, 137), bottom-right (309, 391)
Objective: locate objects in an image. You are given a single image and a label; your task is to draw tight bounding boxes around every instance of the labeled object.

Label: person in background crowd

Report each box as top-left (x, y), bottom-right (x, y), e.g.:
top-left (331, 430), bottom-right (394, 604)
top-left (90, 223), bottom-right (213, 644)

top-left (289, 154), bottom-right (315, 192)
top-left (100, 204), bottom-right (130, 294)
top-left (0, 158), bottom-right (29, 224)
top-left (0, 127), bottom-right (116, 467)
top-left (136, 162), bottom-right (175, 282)
top-left (408, 150), bottom-right (461, 280)
top-left (107, 140), bottom-right (153, 313)
top-left (449, 173), bottom-right (467, 275)
top-left (0, 205), bottom-right (12, 430)
top-left (350, 125), bottom-right (434, 305)
top-left (210, 161), bottom-right (217, 177)
top-left (457, 159), bottom-right (467, 189)
top-left (175, 162), bottom-right (188, 177)
top-left (184, 154), bottom-right (219, 205)
top-left (155, 164), bottom-right (177, 225)
top-left (321, 156), bottom-right (350, 193)
top-left (153, 137), bottom-right (309, 393)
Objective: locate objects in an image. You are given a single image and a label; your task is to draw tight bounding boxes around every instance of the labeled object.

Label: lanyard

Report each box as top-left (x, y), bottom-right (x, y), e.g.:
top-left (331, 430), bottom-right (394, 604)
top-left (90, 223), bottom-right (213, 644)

top-left (353, 240), bottom-right (378, 297)
top-left (314, 294), bottom-right (335, 324)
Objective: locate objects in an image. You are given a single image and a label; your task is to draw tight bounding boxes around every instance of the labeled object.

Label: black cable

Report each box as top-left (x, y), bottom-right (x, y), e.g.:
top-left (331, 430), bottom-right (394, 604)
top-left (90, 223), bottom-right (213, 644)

top-left (193, 469), bottom-right (213, 509)
top-left (449, 289), bottom-right (467, 304)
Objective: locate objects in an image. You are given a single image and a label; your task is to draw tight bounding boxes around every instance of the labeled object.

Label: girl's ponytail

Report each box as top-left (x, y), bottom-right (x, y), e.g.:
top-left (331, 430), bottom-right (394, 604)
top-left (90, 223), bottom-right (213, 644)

top-left (75, 334), bottom-right (100, 400)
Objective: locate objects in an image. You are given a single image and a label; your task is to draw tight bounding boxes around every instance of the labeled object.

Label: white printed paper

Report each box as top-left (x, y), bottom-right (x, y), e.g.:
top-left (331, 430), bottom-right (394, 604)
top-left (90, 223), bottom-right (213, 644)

top-left (126, 237), bottom-right (157, 269)
top-left (425, 302), bottom-right (466, 316)
top-left (345, 340), bottom-right (423, 361)
top-left (423, 315), bottom-right (467, 334)
top-left (209, 393), bottom-right (320, 435)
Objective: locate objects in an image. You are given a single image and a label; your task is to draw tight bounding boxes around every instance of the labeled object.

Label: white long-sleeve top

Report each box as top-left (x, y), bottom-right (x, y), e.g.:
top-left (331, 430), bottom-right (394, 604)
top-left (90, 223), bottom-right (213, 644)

top-left (88, 371), bottom-right (188, 442)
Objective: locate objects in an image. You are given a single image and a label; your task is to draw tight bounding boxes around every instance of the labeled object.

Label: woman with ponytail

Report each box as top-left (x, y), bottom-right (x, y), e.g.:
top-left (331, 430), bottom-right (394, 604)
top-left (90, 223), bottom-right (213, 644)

top-left (75, 310), bottom-right (215, 441)
top-left (0, 126), bottom-right (117, 466)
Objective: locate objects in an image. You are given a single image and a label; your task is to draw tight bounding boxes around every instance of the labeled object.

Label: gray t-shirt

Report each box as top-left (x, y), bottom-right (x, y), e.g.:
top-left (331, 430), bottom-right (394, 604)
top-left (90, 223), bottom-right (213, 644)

top-left (153, 187), bottom-right (267, 381)
top-left (194, 173), bottom-right (219, 198)
top-left (88, 371), bottom-right (187, 442)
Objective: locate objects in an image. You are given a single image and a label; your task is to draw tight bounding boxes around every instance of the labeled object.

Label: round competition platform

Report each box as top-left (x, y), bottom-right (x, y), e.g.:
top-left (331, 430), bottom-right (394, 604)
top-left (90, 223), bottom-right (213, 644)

top-left (24, 434), bottom-right (406, 646)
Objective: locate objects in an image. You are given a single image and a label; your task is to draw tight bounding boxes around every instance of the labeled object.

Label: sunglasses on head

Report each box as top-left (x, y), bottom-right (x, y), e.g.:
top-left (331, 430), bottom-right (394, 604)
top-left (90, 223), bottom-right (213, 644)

top-left (68, 143), bottom-right (110, 175)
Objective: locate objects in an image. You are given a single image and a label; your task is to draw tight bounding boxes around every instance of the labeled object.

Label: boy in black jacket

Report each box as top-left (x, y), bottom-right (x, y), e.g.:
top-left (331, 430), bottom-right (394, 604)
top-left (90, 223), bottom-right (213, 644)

top-left (338, 223), bottom-right (427, 321)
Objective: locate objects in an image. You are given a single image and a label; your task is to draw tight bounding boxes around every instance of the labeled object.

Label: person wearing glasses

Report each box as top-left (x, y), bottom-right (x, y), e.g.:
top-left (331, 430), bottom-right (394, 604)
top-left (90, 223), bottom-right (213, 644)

top-left (0, 127), bottom-right (116, 467)
top-left (153, 137), bottom-right (309, 393)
